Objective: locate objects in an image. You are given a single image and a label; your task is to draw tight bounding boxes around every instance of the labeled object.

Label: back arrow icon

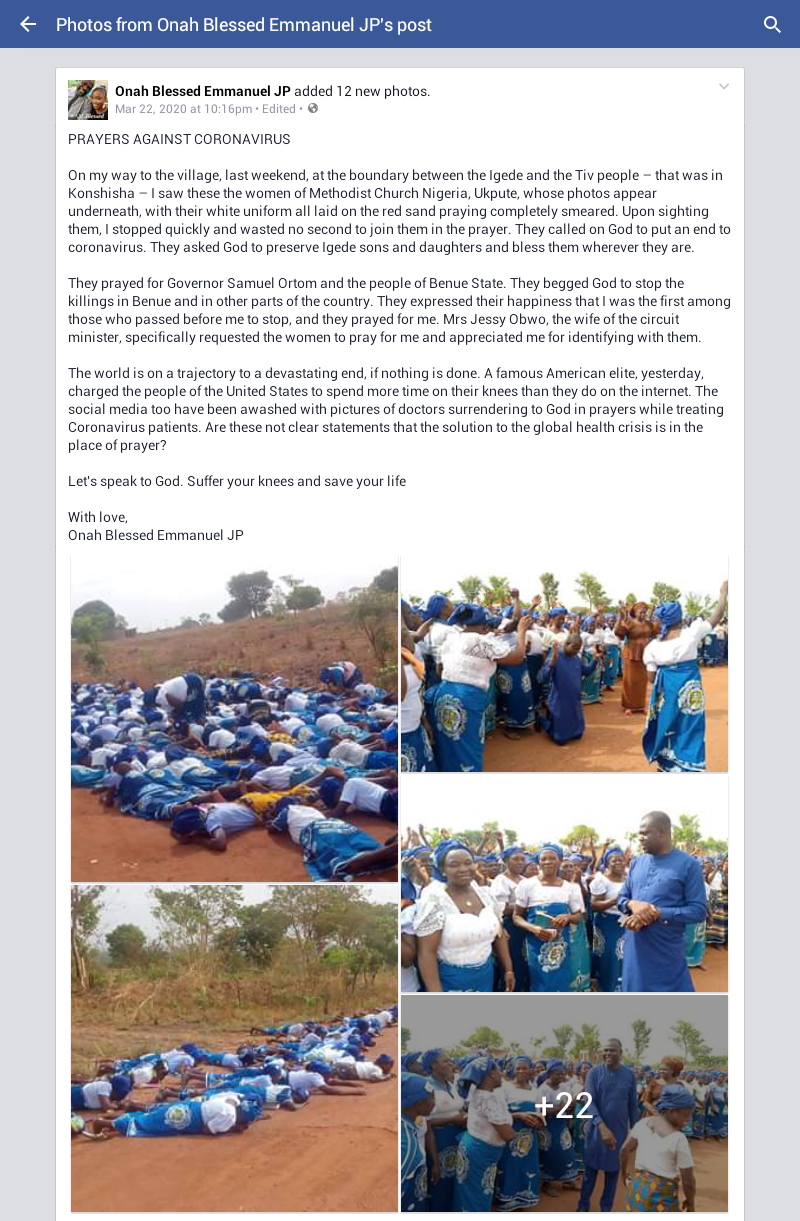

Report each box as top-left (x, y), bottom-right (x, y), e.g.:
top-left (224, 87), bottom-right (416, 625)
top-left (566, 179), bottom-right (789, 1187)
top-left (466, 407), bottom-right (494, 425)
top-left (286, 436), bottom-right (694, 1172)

top-left (20, 17), bottom-right (36, 31)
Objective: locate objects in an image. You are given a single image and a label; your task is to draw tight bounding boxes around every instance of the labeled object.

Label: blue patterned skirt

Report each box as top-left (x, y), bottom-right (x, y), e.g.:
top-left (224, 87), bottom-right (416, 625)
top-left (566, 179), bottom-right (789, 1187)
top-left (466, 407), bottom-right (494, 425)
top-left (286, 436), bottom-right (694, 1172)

top-left (495, 1106), bottom-right (541, 1210)
top-left (401, 723), bottom-right (437, 773)
top-left (454, 1133), bottom-right (505, 1211)
top-left (438, 955), bottom-right (495, 993)
top-left (432, 681), bottom-right (489, 772)
top-left (643, 659), bottom-right (707, 773)
top-left (495, 661), bottom-right (536, 728)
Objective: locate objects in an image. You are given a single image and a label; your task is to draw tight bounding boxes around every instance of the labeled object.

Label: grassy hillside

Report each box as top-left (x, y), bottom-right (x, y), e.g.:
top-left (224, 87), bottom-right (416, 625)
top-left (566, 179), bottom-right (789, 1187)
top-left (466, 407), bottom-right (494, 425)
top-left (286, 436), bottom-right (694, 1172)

top-left (71, 603), bottom-right (396, 689)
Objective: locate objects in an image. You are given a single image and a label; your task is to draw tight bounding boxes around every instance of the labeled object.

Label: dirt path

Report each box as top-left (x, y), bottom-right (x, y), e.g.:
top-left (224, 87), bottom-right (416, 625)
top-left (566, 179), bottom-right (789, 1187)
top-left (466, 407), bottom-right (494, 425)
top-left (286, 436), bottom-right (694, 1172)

top-left (72, 1026), bottom-right (398, 1213)
top-left (484, 667), bottom-right (727, 772)
top-left (526, 1137), bottom-right (727, 1211)
top-left (71, 789), bottom-right (397, 883)
top-left (692, 945), bottom-right (728, 993)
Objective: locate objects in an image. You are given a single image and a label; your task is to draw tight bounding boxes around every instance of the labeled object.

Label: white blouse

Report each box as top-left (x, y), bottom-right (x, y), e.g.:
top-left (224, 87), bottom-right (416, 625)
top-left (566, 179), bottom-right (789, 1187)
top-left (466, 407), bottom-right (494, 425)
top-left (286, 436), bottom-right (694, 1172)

top-left (430, 1081), bottom-right (466, 1121)
top-left (502, 1080), bottom-right (538, 1109)
top-left (643, 619), bottom-right (712, 672)
top-left (419, 620), bottom-right (457, 665)
top-left (400, 663), bottom-right (423, 733)
top-left (439, 631), bottom-right (514, 692)
top-left (515, 876), bottom-right (585, 914)
top-left (630, 1118), bottom-right (694, 1179)
top-left (490, 872), bottom-right (522, 906)
top-left (589, 875), bottom-right (625, 903)
top-left (414, 882), bottom-right (502, 965)
top-left (466, 1086), bottom-right (512, 1146)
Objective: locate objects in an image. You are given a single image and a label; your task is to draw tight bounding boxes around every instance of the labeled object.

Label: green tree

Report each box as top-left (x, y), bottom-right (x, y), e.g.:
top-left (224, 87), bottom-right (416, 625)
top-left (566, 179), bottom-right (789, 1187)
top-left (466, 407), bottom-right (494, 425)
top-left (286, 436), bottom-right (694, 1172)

top-left (401, 1027), bottom-right (411, 1052)
top-left (198, 613), bottom-right (212, 626)
top-left (463, 1026), bottom-right (505, 1050)
top-left (106, 923), bottom-right (147, 968)
top-left (540, 573), bottom-right (560, 609)
top-left (652, 581), bottom-right (681, 605)
top-left (624, 592), bottom-right (638, 606)
top-left (683, 591), bottom-right (705, 619)
top-left (215, 902), bottom-right (288, 969)
top-left (286, 584), bottom-right (324, 611)
top-left (670, 1020), bottom-right (710, 1063)
top-left (71, 600), bottom-right (116, 639)
top-left (372, 566), bottom-right (399, 593)
top-left (563, 824), bottom-right (599, 848)
top-left (223, 571), bottom-right (274, 618)
top-left (349, 587), bottom-right (395, 680)
top-left (575, 573), bottom-right (609, 609)
top-left (218, 598), bottom-right (250, 622)
top-left (572, 1023), bottom-right (602, 1060)
top-left (672, 814), bottom-right (702, 849)
top-left (150, 885), bottom-right (243, 958)
top-left (631, 1019), bottom-right (652, 1063)
top-left (458, 575), bottom-right (483, 602)
top-left (482, 575), bottom-right (510, 605)
top-left (503, 828), bottom-right (519, 846)
top-left (549, 1025), bottom-right (575, 1058)
top-left (71, 885), bottom-right (106, 990)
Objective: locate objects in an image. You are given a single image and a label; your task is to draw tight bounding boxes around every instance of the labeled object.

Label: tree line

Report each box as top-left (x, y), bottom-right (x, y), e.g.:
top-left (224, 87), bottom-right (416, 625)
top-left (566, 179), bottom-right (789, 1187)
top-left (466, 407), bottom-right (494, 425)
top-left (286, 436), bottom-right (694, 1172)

top-left (71, 884), bottom-right (397, 997)
top-left (400, 1019), bottom-right (726, 1069)
top-left (405, 572), bottom-right (721, 618)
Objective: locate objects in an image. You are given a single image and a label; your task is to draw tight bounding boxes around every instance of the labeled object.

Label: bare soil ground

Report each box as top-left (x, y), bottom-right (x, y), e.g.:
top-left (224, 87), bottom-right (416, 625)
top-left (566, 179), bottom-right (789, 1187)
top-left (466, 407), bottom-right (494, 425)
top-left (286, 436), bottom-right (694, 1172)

top-left (526, 1137), bottom-right (727, 1211)
top-left (71, 605), bottom-right (392, 691)
top-left (71, 1022), bottom-right (398, 1213)
top-left (71, 605), bottom-right (398, 883)
top-left (484, 667), bottom-right (727, 773)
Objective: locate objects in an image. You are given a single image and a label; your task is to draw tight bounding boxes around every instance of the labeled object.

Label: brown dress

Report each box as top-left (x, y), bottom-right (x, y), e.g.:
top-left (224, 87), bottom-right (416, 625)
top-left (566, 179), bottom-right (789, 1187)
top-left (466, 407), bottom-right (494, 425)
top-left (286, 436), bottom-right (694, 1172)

top-left (615, 619), bottom-right (655, 711)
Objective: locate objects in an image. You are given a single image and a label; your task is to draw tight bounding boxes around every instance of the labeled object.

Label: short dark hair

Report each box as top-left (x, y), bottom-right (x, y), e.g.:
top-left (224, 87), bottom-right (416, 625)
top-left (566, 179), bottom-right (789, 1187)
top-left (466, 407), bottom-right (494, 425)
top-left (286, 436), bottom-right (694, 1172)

top-left (643, 810), bottom-right (672, 832)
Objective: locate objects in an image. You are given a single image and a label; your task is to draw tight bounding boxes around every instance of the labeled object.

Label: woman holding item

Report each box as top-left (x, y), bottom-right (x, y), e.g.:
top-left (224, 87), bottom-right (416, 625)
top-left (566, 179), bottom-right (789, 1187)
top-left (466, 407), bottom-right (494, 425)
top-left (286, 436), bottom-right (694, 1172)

top-left (513, 844), bottom-right (585, 993)
top-left (453, 1058), bottom-right (516, 1212)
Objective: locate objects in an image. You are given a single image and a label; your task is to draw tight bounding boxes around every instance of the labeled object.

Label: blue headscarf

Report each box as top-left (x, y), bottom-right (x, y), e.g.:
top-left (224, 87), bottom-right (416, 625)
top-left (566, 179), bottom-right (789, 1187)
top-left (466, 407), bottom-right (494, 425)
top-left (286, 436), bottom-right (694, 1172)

top-left (576, 1060), bottom-right (592, 1072)
top-left (419, 1048), bottom-right (444, 1075)
top-left (402, 1072), bottom-right (434, 1109)
top-left (457, 1056), bottom-right (497, 1099)
top-left (549, 606), bottom-right (568, 619)
top-left (109, 1074), bottom-right (132, 1100)
top-left (656, 1085), bottom-right (696, 1112)
top-left (433, 839), bottom-right (473, 878)
top-left (539, 842), bottom-right (564, 861)
top-left (376, 1054), bottom-right (394, 1068)
top-left (512, 1056), bottom-right (535, 1072)
top-left (502, 845), bottom-right (525, 862)
top-left (655, 601), bottom-right (683, 638)
top-left (536, 1059), bottom-right (565, 1086)
top-left (601, 845), bottom-right (624, 870)
top-left (318, 777), bottom-right (343, 809)
top-left (424, 594), bottom-right (449, 620)
top-left (447, 603), bottom-right (500, 628)
top-left (401, 1052), bottom-right (423, 1071)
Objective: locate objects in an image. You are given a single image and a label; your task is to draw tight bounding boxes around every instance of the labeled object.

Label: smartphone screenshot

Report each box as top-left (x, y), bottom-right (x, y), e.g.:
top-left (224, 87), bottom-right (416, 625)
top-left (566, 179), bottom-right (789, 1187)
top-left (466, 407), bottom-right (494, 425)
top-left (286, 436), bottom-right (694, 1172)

top-left (2, 3), bottom-right (794, 1216)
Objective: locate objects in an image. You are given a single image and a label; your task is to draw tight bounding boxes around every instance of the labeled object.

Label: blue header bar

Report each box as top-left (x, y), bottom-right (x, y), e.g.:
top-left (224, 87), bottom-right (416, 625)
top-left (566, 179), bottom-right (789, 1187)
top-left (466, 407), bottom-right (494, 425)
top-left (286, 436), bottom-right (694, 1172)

top-left (5, 2), bottom-right (796, 48)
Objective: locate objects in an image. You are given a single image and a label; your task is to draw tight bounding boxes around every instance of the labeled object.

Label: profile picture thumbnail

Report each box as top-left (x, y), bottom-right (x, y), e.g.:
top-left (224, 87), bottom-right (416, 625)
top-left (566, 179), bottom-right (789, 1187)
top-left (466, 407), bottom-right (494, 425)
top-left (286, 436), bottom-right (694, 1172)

top-left (68, 79), bottom-right (108, 120)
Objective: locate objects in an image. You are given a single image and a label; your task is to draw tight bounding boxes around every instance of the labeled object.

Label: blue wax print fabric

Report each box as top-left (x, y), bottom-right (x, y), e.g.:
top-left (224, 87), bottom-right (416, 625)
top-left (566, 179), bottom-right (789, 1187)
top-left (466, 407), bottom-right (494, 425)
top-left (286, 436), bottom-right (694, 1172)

top-left (619, 850), bottom-right (707, 992)
top-left (643, 659), bottom-right (707, 772)
top-left (537, 1113), bottom-right (577, 1183)
top-left (580, 650), bottom-right (604, 704)
top-left (494, 1101), bottom-right (540, 1210)
top-left (438, 956), bottom-right (495, 993)
top-left (603, 644), bottom-right (621, 687)
top-left (401, 1114), bottom-right (429, 1211)
top-left (432, 681), bottom-right (489, 772)
top-left (112, 1100), bottom-right (206, 1136)
top-left (524, 901), bottom-right (573, 993)
top-left (495, 660), bottom-right (536, 728)
top-left (400, 723), bottom-right (437, 773)
top-left (299, 818), bottom-right (382, 881)
top-left (454, 1132), bottom-right (505, 1211)
top-left (591, 909), bottom-right (625, 992)
top-left (684, 920), bottom-right (707, 968)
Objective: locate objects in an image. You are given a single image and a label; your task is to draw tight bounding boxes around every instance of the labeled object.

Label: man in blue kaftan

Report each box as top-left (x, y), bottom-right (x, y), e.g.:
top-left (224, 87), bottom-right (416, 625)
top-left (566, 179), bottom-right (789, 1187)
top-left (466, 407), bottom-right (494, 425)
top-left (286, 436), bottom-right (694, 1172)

top-left (578, 1040), bottom-right (639, 1211)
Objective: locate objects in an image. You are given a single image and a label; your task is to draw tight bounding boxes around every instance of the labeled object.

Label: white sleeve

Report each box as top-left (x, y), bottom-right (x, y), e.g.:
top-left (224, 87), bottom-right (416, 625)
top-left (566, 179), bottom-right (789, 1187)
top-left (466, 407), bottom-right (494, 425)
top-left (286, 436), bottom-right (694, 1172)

top-left (413, 891), bottom-right (447, 937)
top-left (675, 1133), bottom-right (694, 1169)
top-left (568, 883), bottom-right (585, 914)
top-left (643, 640), bottom-right (658, 672)
top-left (689, 618), bottom-right (713, 644)
top-left (589, 874), bottom-right (609, 896)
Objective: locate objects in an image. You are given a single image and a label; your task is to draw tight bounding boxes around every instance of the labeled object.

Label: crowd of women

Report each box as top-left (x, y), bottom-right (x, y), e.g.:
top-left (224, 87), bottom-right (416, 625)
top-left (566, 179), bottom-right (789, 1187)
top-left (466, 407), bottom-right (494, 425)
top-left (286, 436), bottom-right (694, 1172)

top-left (71, 1005), bottom-right (397, 1140)
top-left (401, 1048), bottom-right (727, 1212)
top-left (401, 833), bottom-right (728, 994)
top-left (70, 665), bottom-right (398, 879)
top-left (400, 583), bottom-right (728, 773)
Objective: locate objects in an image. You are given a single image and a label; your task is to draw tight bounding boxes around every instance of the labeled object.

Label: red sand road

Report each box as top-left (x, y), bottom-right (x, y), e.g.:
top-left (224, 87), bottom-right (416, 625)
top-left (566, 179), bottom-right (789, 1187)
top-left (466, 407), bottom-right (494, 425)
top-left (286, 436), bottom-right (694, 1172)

top-left (521, 1136), bottom-right (727, 1211)
top-left (72, 1027), bottom-right (398, 1213)
top-left (691, 945), bottom-right (728, 993)
top-left (484, 667), bottom-right (728, 772)
top-left (71, 789), bottom-right (397, 883)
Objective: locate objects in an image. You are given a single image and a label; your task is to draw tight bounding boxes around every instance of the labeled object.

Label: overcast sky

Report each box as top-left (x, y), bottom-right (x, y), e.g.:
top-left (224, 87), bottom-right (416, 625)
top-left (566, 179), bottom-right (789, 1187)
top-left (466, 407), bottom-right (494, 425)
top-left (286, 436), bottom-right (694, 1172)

top-left (402, 995), bottom-right (728, 1059)
top-left (401, 549), bottom-right (727, 607)
top-left (71, 552), bottom-right (395, 631)
top-left (402, 772), bottom-right (727, 845)
top-left (93, 882), bottom-right (398, 943)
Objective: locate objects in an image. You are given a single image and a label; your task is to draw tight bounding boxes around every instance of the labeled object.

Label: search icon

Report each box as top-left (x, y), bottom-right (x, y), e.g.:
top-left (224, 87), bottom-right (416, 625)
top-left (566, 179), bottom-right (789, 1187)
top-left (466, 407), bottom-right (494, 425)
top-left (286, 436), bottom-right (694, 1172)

top-left (764, 16), bottom-right (781, 32)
